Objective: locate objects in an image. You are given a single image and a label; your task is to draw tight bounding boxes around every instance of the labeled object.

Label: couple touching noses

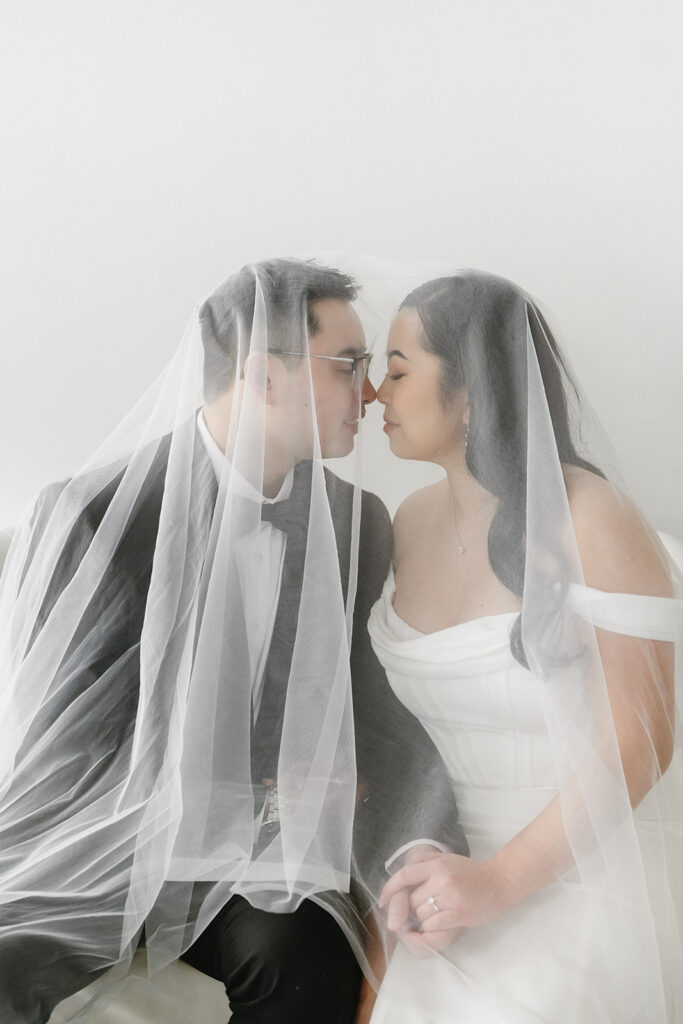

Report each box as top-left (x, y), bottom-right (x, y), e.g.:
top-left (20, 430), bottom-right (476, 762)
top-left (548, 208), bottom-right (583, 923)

top-left (1, 257), bottom-right (680, 1024)
top-left (177, 264), bottom-right (683, 1024)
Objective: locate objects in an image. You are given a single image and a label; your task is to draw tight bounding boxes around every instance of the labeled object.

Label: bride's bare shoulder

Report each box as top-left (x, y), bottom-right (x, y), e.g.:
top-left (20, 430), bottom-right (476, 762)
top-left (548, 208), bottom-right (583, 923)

top-left (392, 481), bottom-right (445, 559)
top-left (563, 465), bottom-right (641, 537)
top-left (563, 464), bottom-right (618, 514)
top-left (562, 465), bottom-right (671, 595)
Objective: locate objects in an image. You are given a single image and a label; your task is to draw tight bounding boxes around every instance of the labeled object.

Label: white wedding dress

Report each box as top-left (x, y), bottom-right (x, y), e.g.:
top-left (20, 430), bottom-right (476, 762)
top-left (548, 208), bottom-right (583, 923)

top-left (368, 572), bottom-right (683, 1023)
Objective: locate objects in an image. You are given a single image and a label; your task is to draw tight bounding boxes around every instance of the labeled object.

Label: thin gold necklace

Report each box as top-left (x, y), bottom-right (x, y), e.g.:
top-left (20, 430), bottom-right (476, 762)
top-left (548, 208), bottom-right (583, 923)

top-left (449, 488), bottom-right (495, 555)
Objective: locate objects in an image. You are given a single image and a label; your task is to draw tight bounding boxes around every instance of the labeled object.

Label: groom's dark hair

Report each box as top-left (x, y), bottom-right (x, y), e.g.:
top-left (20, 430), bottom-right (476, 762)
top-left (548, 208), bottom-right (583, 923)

top-left (200, 258), bottom-right (358, 400)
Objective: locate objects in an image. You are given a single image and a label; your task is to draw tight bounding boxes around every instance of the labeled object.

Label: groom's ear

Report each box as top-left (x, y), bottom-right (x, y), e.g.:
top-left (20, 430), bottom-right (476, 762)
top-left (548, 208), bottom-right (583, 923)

top-left (242, 352), bottom-right (273, 399)
top-left (262, 353), bottom-right (305, 408)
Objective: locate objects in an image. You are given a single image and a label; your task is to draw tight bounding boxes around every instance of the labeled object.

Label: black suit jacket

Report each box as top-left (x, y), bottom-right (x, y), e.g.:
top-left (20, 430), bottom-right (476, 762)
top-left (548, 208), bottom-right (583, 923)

top-left (1, 427), bottom-right (465, 1020)
top-left (23, 429), bottom-right (465, 871)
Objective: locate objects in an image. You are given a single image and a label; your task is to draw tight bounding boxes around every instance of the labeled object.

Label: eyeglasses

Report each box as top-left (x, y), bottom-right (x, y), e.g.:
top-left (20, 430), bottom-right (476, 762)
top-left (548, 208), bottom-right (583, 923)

top-left (277, 351), bottom-right (373, 393)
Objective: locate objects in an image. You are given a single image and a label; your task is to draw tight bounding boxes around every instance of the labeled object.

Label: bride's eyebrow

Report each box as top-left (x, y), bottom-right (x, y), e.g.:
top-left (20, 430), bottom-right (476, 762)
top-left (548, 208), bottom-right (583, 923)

top-left (386, 349), bottom-right (410, 361)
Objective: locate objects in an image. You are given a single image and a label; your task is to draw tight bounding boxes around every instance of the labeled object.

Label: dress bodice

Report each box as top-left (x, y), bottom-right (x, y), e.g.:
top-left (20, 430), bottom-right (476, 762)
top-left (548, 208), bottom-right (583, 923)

top-left (368, 571), bottom-right (681, 851)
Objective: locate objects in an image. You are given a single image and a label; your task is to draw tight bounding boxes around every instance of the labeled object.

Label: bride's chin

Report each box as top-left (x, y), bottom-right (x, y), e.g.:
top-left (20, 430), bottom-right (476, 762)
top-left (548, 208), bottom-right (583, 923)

top-left (386, 438), bottom-right (416, 461)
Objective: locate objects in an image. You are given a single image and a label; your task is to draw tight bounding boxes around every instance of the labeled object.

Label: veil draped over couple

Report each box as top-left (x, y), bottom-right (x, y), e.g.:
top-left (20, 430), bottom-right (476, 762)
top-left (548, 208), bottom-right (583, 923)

top-left (0, 255), bottom-right (681, 1024)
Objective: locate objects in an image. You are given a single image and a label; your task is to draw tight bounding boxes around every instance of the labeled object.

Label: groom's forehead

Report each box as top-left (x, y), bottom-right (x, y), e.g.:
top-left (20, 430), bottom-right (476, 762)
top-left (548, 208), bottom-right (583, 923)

top-left (308, 299), bottom-right (366, 357)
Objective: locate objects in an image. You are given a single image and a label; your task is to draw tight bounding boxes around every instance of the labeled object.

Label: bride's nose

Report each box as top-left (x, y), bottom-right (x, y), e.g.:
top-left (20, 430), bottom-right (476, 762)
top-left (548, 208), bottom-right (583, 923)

top-left (376, 378), bottom-right (389, 405)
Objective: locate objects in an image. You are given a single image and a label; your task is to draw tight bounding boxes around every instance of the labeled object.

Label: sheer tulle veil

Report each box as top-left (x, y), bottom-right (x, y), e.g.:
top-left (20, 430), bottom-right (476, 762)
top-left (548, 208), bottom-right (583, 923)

top-left (0, 254), bottom-right (681, 1022)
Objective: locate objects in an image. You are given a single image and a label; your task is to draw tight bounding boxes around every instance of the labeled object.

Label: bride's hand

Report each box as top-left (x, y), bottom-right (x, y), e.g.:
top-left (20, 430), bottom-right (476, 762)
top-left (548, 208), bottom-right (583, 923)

top-left (379, 853), bottom-right (522, 953)
top-left (382, 844), bottom-right (445, 958)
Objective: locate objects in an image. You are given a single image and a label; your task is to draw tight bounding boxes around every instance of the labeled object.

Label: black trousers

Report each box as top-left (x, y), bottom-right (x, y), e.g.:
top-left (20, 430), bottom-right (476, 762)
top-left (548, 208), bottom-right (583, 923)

top-left (181, 895), bottom-right (362, 1024)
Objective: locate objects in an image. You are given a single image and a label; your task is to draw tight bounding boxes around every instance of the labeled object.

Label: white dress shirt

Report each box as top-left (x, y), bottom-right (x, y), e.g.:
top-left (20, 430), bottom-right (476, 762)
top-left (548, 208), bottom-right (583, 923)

top-left (197, 410), bottom-right (293, 719)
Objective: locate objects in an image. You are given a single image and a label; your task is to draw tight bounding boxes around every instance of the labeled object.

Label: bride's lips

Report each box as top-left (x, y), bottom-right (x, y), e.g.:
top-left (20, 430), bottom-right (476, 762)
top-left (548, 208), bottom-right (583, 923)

top-left (383, 417), bottom-right (398, 434)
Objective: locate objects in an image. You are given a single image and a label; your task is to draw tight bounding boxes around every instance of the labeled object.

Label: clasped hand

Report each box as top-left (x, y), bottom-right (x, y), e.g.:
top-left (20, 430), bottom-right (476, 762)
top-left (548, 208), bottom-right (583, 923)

top-left (378, 849), bottom-right (520, 957)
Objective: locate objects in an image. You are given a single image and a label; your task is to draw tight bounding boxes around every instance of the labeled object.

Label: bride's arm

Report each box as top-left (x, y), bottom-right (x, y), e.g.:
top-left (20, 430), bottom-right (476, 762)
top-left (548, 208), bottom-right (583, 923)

top-left (380, 480), bottom-right (675, 953)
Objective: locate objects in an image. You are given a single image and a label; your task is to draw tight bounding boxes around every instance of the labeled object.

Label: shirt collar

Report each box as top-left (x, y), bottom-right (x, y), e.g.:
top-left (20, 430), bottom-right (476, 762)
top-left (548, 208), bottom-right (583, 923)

top-left (196, 410), bottom-right (294, 504)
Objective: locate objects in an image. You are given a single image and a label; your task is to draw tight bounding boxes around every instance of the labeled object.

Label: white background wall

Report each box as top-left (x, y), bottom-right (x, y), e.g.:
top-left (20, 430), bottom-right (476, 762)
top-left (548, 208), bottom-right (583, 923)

top-left (1, 0), bottom-right (681, 532)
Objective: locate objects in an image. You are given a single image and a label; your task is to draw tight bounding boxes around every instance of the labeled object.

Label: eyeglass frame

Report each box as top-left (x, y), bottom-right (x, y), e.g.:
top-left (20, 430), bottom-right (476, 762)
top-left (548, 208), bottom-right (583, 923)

top-left (275, 350), bottom-right (373, 393)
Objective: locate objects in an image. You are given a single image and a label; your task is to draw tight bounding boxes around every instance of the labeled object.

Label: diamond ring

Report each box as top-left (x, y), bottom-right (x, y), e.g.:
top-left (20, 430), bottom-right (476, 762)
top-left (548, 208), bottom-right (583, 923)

top-left (427, 896), bottom-right (441, 914)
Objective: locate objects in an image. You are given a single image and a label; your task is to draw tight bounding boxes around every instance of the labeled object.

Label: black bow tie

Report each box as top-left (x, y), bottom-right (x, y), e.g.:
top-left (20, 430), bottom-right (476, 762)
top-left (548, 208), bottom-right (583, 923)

top-left (259, 498), bottom-right (295, 535)
top-left (259, 462), bottom-right (314, 538)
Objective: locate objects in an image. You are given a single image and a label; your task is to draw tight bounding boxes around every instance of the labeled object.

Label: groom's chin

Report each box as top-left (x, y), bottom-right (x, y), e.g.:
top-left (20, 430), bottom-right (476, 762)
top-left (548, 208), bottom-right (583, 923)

top-left (321, 435), bottom-right (356, 460)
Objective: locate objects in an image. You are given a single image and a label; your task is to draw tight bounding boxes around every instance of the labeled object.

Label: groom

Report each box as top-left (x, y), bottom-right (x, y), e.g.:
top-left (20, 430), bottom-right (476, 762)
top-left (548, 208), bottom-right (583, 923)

top-left (2, 259), bottom-right (465, 1024)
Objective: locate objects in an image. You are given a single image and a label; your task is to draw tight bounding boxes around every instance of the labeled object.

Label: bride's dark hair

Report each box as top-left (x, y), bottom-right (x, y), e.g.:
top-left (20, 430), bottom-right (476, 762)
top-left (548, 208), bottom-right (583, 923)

top-left (400, 271), bottom-right (604, 666)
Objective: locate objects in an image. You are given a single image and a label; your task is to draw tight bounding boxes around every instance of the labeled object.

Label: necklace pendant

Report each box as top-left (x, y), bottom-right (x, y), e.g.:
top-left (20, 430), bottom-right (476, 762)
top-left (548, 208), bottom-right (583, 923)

top-left (458, 545), bottom-right (465, 555)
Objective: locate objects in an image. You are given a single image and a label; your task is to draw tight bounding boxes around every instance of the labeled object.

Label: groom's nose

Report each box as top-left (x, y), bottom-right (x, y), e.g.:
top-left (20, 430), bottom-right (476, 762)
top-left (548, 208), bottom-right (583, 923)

top-left (360, 374), bottom-right (377, 413)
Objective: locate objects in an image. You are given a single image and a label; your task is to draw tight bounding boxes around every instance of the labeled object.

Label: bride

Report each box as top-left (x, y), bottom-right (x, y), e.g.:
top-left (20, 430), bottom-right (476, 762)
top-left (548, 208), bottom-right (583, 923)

top-left (366, 270), bottom-right (683, 1022)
